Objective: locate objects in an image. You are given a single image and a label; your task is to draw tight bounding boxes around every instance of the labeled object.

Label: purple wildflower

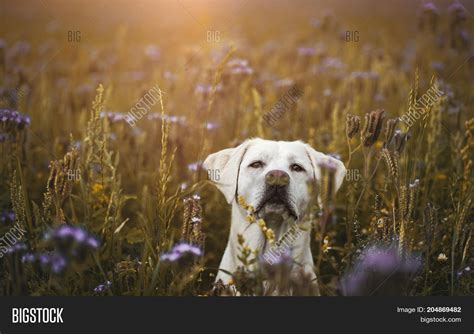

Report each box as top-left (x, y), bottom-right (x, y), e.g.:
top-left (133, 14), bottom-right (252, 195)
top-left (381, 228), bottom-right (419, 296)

top-left (227, 58), bottom-right (253, 76)
top-left (167, 116), bottom-right (179, 123)
top-left (431, 61), bottom-right (444, 72)
top-left (46, 225), bottom-right (100, 263)
top-left (21, 253), bottom-right (35, 263)
top-left (147, 113), bottom-right (161, 121)
top-left (144, 45), bottom-right (160, 61)
top-left (321, 57), bottom-right (345, 70)
top-left (93, 280), bottom-right (112, 294)
top-left (187, 161), bottom-right (202, 172)
top-left (100, 111), bottom-right (127, 123)
top-left (204, 122), bottom-right (219, 130)
top-left (448, 2), bottom-right (466, 16)
top-left (318, 158), bottom-right (338, 171)
top-left (21, 252), bottom-right (68, 274)
top-left (50, 253), bottom-right (67, 273)
top-left (50, 225), bottom-right (97, 246)
top-left (38, 253), bottom-right (50, 266)
top-left (194, 83), bottom-right (223, 95)
top-left (0, 210), bottom-right (15, 223)
top-left (0, 109), bottom-right (31, 129)
top-left (422, 2), bottom-right (439, 14)
top-left (10, 41), bottom-right (31, 58)
top-left (6, 242), bottom-right (27, 254)
top-left (418, 2), bottom-right (439, 32)
top-left (85, 237), bottom-right (100, 249)
top-left (160, 242), bottom-right (202, 262)
top-left (297, 47), bottom-right (316, 57)
top-left (341, 244), bottom-right (421, 296)
top-left (145, 113), bottom-right (186, 125)
top-left (227, 59), bottom-right (249, 67)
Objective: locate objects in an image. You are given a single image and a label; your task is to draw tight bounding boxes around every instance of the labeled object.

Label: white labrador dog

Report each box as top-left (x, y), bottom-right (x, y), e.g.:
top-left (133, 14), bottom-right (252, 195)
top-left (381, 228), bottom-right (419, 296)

top-left (204, 138), bottom-right (346, 295)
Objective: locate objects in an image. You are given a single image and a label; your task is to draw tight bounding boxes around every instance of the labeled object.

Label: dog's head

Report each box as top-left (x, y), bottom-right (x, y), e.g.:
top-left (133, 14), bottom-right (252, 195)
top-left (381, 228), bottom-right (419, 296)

top-left (204, 139), bottom-right (346, 223)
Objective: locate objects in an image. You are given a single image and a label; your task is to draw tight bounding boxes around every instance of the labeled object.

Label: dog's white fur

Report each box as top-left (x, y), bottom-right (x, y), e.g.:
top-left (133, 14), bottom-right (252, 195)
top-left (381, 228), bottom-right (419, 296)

top-left (204, 138), bottom-right (346, 295)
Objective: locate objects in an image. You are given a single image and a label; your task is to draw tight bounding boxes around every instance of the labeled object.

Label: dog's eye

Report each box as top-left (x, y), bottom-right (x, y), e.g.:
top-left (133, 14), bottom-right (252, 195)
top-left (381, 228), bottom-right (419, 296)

top-left (248, 161), bottom-right (264, 169)
top-left (290, 164), bottom-right (305, 172)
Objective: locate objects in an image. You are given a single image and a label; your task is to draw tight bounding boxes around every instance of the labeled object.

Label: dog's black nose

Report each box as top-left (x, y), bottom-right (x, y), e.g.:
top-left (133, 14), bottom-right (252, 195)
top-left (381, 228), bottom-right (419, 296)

top-left (265, 170), bottom-right (289, 186)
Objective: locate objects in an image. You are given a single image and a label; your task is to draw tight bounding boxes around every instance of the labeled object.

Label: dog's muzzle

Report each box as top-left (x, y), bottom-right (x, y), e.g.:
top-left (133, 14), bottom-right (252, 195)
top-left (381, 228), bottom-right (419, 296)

top-left (255, 170), bottom-right (298, 221)
top-left (265, 170), bottom-right (289, 187)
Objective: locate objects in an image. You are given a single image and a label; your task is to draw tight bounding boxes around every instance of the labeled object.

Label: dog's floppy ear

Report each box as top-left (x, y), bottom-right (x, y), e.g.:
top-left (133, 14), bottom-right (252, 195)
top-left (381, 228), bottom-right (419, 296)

top-left (203, 140), bottom-right (251, 204)
top-left (304, 144), bottom-right (346, 193)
